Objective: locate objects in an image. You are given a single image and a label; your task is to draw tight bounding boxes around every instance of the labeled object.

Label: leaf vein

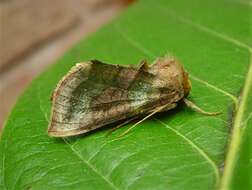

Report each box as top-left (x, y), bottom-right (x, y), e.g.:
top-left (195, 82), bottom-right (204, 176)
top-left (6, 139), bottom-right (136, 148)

top-left (157, 4), bottom-right (252, 51)
top-left (63, 138), bottom-right (119, 190)
top-left (189, 75), bottom-right (238, 106)
top-left (114, 25), bottom-right (237, 103)
top-left (153, 117), bottom-right (220, 185)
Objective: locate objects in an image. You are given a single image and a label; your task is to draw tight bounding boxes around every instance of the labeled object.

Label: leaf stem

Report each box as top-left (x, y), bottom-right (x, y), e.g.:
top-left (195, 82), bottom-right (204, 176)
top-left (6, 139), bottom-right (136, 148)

top-left (219, 51), bottom-right (252, 190)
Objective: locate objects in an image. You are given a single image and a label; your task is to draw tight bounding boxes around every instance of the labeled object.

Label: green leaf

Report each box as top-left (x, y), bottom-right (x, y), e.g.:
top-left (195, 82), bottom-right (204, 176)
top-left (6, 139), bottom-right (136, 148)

top-left (0, 0), bottom-right (251, 189)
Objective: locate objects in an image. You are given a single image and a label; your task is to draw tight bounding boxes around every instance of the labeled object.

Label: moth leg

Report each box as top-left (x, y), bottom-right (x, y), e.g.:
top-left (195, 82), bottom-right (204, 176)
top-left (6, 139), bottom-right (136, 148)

top-left (105, 117), bottom-right (137, 137)
top-left (157, 103), bottom-right (177, 112)
top-left (183, 98), bottom-right (221, 116)
top-left (117, 104), bottom-right (169, 138)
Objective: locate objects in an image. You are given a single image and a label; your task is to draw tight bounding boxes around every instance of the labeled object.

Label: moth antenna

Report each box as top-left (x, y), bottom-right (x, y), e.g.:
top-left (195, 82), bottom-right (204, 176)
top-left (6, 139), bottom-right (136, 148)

top-left (105, 117), bottom-right (137, 137)
top-left (183, 98), bottom-right (221, 116)
top-left (117, 104), bottom-right (168, 138)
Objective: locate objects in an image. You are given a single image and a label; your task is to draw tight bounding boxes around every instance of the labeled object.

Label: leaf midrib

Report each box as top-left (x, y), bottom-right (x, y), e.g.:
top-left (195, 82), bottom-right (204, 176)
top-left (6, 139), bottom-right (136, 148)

top-left (219, 52), bottom-right (252, 189)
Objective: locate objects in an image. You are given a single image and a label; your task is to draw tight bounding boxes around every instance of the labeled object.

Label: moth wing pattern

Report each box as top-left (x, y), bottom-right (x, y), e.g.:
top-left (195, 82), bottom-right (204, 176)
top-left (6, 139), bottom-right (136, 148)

top-left (48, 58), bottom-right (187, 137)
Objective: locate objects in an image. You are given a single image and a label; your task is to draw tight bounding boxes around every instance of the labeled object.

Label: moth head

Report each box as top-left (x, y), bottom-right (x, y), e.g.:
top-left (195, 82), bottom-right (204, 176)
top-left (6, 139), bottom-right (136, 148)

top-left (182, 70), bottom-right (191, 97)
top-left (150, 57), bottom-right (191, 97)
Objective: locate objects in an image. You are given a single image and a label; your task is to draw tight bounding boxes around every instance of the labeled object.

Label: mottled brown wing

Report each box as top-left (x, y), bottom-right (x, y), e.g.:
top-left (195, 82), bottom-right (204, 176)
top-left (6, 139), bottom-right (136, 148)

top-left (48, 59), bottom-right (185, 137)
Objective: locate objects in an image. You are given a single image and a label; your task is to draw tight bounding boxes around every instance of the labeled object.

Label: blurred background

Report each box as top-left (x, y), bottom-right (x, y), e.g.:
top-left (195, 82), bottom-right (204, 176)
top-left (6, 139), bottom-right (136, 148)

top-left (0, 0), bottom-right (134, 130)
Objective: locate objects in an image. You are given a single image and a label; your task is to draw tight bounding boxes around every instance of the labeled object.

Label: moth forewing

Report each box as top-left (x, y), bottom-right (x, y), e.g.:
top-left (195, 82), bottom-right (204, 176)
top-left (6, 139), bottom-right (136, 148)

top-left (48, 58), bottom-right (191, 137)
top-left (48, 62), bottom-right (92, 137)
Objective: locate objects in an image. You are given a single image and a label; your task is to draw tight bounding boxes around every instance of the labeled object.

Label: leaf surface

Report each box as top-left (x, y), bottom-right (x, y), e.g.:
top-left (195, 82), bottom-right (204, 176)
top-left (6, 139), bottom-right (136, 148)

top-left (0, 0), bottom-right (251, 189)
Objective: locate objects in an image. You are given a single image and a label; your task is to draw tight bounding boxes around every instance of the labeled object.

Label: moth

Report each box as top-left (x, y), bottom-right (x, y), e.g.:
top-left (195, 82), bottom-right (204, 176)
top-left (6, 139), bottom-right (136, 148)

top-left (48, 57), bottom-right (217, 137)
